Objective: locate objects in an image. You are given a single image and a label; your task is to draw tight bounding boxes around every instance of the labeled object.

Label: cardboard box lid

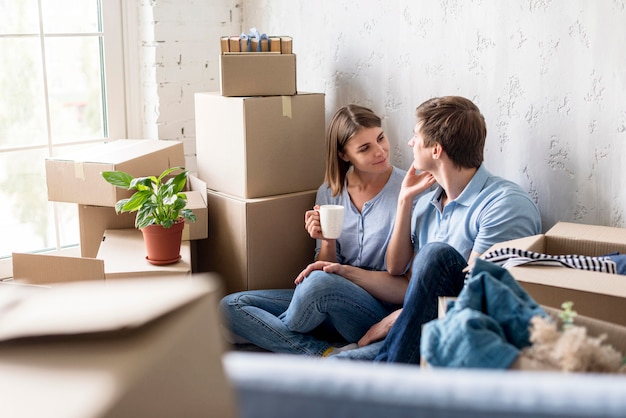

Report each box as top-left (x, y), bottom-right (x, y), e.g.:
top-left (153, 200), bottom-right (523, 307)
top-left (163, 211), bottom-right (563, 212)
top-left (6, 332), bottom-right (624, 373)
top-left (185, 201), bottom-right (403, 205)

top-left (47, 139), bottom-right (180, 165)
top-left (545, 221), bottom-right (626, 256)
top-left (45, 139), bottom-right (185, 206)
top-left (183, 175), bottom-right (209, 241)
top-left (97, 229), bottom-right (191, 278)
top-left (0, 275), bottom-right (208, 342)
top-left (12, 252), bottom-right (105, 285)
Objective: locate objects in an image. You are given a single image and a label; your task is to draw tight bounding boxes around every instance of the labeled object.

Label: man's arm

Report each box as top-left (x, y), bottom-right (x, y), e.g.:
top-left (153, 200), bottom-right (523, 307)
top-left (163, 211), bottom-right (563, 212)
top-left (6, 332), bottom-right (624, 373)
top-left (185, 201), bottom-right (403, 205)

top-left (295, 262), bottom-right (409, 304)
top-left (386, 167), bottom-right (435, 275)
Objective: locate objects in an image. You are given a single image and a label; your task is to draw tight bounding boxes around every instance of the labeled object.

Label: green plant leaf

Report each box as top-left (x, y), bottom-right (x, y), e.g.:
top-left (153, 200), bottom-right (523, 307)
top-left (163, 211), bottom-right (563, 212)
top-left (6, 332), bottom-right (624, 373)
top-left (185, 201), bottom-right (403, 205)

top-left (130, 176), bottom-right (156, 191)
top-left (115, 198), bottom-right (130, 214)
top-left (121, 190), bottom-right (153, 212)
top-left (170, 171), bottom-right (188, 193)
top-left (158, 166), bottom-right (184, 182)
top-left (101, 171), bottom-right (133, 188)
top-left (102, 166), bottom-right (195, 228)
top-left (136, 203), bottom-right (157, 229)
top-left (180, 209), bottom-right (197, 222)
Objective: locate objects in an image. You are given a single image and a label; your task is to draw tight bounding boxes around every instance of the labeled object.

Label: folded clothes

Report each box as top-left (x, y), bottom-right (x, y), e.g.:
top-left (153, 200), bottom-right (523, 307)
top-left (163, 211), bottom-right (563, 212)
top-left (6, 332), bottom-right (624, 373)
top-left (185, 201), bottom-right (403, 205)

top-left (481, 247), bottom-right (626, 275)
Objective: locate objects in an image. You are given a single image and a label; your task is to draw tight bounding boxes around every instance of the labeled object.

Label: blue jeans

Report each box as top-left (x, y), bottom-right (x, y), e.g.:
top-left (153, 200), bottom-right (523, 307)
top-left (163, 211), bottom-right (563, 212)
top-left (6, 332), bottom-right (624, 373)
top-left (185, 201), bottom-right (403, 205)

top-left (374, 242), bottom-right (468, 364)
top-left (219, 270), bottom-right (397, 356)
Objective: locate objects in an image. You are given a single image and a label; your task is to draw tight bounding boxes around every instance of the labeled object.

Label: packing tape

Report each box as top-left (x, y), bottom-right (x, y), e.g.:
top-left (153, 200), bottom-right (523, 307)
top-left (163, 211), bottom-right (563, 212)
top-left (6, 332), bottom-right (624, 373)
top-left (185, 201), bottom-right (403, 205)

top-left (282, 96), bottom-right (292, 119)
top-left (74, 162), bottom-right (85, 181)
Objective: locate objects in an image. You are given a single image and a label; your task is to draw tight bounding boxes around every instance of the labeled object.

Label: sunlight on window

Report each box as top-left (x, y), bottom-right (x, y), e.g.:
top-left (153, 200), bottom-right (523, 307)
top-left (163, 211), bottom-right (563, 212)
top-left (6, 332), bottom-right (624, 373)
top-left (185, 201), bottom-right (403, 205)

top-left (0, 0), bottom-right (117, 265)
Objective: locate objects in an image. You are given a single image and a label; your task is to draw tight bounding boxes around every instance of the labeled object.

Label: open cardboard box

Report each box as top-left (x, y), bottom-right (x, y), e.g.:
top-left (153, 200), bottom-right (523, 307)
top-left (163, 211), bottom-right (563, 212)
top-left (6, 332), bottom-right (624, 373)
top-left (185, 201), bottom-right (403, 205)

top-left (78, 175), bottom-right (208, 258)
top-left (46, 139), bottom-right (185, 207)
top-left (0, 274), bottom-right (237, 418)
top-left (484, 222), bottom-right (626, 326)
top-left (12, 229), bottom-right (191, 285)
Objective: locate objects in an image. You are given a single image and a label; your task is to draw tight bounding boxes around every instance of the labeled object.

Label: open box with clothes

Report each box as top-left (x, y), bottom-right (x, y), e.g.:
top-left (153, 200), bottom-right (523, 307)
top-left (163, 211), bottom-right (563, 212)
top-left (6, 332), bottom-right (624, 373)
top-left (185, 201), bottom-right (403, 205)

top-left (422, 258), bottom-right (626, 373)
top-left (480, 221), bottom-right (626, 326)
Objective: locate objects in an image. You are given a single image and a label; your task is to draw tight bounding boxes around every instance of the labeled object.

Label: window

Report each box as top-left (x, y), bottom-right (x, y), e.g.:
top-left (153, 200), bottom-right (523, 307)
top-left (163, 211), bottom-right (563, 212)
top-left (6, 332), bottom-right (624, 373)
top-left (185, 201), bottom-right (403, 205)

top-left (0, 0), bottom-right (127, 278)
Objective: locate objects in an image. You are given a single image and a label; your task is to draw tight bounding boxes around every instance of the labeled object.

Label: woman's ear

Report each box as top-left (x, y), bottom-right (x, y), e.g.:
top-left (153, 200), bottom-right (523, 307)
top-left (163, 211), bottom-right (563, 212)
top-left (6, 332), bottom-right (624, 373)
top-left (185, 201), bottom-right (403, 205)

top-left (338, 151), bottom-right (349, 162)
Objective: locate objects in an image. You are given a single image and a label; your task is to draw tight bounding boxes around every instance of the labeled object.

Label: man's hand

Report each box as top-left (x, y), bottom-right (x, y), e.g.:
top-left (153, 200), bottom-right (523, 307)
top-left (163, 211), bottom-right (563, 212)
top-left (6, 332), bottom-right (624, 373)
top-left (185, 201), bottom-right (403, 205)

top-left (399, 164), bottom-right (436, 201)
top-left (358, 309), bottom-right (403, 347)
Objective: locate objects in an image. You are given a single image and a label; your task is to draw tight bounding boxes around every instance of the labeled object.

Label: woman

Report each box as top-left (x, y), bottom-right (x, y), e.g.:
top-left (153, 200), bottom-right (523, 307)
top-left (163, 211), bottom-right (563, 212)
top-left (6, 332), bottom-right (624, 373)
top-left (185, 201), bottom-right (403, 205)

top-left (219, 104), bottom-right (435, 356)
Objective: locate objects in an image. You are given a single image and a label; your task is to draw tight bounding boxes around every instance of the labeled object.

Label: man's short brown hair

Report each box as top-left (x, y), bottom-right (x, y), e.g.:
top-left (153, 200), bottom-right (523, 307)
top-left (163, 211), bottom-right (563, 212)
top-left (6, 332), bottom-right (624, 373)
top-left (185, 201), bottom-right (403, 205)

top-left (416, 96), bottom-right (486, 169)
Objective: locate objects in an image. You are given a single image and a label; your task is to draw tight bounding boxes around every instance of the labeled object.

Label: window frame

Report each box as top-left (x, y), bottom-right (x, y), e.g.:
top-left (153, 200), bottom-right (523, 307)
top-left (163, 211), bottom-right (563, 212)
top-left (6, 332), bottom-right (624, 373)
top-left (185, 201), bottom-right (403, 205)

top-left (0, 0), bottom-right (130, 279)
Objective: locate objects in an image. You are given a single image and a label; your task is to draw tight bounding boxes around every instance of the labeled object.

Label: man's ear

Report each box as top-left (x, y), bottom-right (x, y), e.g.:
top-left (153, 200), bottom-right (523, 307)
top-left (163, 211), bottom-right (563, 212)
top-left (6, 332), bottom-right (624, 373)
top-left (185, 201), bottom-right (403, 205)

top-left (432, 143), bottom-right (442, 160)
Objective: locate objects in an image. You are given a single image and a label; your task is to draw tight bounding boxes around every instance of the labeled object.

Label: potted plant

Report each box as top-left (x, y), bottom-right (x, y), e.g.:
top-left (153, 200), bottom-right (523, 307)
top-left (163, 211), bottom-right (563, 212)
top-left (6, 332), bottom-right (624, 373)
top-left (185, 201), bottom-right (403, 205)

top-left (101, 166), bottom-right (197, 265)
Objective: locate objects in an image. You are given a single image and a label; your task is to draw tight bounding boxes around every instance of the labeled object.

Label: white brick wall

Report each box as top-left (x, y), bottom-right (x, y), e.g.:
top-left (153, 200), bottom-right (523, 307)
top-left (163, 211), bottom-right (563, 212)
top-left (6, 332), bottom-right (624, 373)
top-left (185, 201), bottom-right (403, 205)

top-left (138, 0), bottom-right (242, 174)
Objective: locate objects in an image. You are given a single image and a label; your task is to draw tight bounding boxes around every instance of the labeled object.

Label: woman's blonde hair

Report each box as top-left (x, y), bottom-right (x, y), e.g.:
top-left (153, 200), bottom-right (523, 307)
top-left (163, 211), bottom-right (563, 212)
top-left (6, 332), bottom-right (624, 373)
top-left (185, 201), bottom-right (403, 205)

top-left (325, 104), bottom-right (382, 196)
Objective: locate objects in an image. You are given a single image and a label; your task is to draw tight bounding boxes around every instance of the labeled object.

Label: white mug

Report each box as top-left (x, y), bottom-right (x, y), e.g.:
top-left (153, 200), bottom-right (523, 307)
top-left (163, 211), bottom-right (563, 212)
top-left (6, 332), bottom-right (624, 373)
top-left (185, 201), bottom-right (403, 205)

top-left (319, 205), bottom-right (345, 239)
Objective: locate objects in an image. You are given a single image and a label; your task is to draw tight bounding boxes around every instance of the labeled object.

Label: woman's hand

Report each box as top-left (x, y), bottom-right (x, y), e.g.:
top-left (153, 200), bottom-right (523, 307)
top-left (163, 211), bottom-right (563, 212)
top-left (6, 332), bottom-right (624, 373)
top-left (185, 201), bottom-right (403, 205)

top-left (304, 205), bottom-right (323, 239)
top-left (358, 309), bottom-right (402, 347)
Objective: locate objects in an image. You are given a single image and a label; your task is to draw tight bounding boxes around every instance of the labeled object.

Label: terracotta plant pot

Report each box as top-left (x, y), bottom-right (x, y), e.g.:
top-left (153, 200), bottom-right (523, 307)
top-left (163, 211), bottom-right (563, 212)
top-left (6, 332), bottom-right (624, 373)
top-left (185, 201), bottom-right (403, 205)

top-left (141, 220), bottom-right (185, 265)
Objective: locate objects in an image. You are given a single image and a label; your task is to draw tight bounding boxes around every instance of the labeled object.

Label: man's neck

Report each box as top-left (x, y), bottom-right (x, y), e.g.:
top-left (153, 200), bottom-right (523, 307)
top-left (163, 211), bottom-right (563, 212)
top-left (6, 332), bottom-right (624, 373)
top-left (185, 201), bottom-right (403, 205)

top-left (438, 166), bottom-right (479, 203)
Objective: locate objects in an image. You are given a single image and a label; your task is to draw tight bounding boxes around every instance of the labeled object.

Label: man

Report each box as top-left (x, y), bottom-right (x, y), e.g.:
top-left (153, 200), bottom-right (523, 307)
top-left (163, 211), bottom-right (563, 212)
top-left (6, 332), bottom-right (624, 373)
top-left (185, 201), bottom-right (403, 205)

top-left (336, 96), bottom-right (542, 364)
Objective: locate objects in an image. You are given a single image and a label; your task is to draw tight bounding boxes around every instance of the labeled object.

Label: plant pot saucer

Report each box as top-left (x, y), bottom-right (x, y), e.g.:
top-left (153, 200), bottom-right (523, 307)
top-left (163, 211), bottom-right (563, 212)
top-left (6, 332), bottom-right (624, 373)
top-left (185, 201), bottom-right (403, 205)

top-left (145, 255), bottom-right (182, 266)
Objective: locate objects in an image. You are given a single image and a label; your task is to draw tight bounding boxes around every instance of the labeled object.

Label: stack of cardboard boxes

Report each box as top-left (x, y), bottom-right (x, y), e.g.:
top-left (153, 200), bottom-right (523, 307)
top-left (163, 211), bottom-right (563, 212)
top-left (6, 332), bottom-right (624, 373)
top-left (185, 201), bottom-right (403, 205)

top-left (194, 38), bottom-right (326, 293)
top-left (12, 139), bottom-right (208, 284)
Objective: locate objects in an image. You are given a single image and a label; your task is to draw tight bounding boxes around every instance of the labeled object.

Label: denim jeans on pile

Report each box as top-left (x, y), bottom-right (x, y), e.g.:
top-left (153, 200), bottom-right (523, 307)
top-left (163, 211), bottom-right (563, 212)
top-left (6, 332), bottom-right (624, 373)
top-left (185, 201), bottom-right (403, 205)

top-left (220, 271), bottom-right (397, 356)
top-left (421, 258), bottom-right (547, 369)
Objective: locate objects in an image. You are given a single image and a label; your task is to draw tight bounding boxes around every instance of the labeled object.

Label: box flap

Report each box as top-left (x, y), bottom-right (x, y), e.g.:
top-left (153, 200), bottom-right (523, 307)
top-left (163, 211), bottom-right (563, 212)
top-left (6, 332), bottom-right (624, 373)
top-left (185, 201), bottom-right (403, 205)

top-left (508, 265), bottom-right (626, 297)
top-left (12, 252), bottom-right (105, 285)
top-left (46, 139), bottom-right (179, 165)
top-left (0, 276), bottom-right (210, 342)
top-left (483, 234), bottom-right (546, 255)
top-left (97, 229), bottom-right (191, 278)
top-left (187, 175), bottom-right (208, 205)
top-left (545, 221), bottom-right (626, 256)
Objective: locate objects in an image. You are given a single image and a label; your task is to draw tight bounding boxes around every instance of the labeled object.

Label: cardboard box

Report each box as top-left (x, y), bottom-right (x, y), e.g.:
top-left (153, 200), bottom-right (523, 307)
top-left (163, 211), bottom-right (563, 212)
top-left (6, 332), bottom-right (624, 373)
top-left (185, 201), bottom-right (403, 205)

top-left (195, 92), bottom-right (325, 199)
top-left (195, 189), bottom-right (316, 293)
top-left (0, 274), bottom-right (237, 418)
top-left (45, 139), bottom-right (185, 206)
top-left (77, 175), bottom-right (208, 258)
top-left (219, 53), bottom-right (296, 96)
top-left (484, 222), bottom-right (626, 326)
top-left (13, 230), bottom-right (191, 284)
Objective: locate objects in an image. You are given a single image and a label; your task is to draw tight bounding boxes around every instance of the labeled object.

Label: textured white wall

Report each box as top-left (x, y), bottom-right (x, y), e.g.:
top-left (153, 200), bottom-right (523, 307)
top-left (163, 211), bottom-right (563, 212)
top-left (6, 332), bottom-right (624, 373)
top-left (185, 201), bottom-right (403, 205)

top-left (241, 0), bottom-right (626, 231)
top-left (136, 0), bottom-right (241, 173)
top-left (142, 0), bottom-right (625, 231)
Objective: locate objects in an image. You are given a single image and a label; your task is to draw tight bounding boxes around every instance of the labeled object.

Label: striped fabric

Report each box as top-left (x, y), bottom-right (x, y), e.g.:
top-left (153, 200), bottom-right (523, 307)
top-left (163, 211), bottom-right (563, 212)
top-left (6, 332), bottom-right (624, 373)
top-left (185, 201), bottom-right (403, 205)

top-left (480, 247), bottom-right (618, 274)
